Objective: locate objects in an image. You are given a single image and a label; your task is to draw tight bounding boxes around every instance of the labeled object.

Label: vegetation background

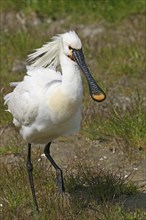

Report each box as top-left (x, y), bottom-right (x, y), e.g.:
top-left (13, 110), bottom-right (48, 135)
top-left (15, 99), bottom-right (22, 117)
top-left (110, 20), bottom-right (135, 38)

top-left (0, 0), bottom-right (146, 219)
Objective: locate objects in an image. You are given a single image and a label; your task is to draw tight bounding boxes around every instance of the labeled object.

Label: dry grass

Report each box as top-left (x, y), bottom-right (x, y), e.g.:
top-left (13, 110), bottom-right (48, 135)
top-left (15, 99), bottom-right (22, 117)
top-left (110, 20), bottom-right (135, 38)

top-left (0, 0), bottom-right (146, 219)
top-left (0, 155), bottom-right (140, 220)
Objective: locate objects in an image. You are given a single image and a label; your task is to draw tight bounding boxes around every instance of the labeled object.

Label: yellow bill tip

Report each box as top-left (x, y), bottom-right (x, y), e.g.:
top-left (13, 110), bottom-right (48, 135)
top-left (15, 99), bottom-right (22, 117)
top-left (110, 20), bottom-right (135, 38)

top-left (91, 93), bottom-right (106, 102)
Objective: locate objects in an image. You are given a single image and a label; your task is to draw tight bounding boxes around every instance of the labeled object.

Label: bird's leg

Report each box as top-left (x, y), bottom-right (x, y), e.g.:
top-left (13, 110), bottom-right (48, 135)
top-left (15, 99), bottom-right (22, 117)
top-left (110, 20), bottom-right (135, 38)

top-left (26, 143), bottom-right (39, 212)
top-left (44, 142), bottom-right (65, 193)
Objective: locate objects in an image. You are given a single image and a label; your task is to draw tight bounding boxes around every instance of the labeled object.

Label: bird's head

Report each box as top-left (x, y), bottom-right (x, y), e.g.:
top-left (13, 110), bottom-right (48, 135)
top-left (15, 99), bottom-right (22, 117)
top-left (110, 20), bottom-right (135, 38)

top-left (60, 31), bottom-right (106, 102)
top-left (28, 31), bottom-right (106, 102)
top-left (61, 31), bottom-right (82, 61)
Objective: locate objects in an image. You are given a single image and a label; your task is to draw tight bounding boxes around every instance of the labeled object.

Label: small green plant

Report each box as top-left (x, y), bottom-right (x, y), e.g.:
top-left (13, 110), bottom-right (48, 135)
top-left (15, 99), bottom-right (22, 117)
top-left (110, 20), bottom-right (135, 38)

top-left (0, 158), bottom-right (139, 220)
top-left (85, 93), bottom-right (146, 156)
top-left (0, 0), bottom-right (145, 23)
top-left (66, 163), bottom-right (137, 200)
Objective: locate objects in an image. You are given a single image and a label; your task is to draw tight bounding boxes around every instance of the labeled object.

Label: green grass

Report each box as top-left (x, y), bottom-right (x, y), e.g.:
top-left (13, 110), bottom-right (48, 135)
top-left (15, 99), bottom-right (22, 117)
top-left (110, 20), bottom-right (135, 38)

top-left (0, 157), bottom-right (142, 220)
top-left (0, 133), bottom-right (23, 155)
top-left (84, 92), bottom-right (146, 155)
top-left (1, 0), bottom-right (145, 23)
top-left (0, 0), bottom-right (146, 219)
top-left (96, 44), bottom-right (145, 80)
top-left (0, 31), bottom-right (49, 125)
top-left (1, 0), bottom-right (145, 105)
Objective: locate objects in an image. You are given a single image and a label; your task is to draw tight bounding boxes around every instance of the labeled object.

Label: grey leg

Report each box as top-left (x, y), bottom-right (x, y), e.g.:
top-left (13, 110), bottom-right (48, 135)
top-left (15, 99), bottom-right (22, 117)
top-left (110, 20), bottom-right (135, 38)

top-left (44, 142), bottom-right (65, 193)
top-left (26, 143), bottom-right (39, 212)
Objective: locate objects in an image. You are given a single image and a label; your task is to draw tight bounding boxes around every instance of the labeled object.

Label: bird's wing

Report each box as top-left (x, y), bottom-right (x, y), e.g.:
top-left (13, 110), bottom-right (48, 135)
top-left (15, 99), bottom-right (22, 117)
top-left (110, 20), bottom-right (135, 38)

top-left (4, 82), bottom-right (39, 126)
top-left (4, 67), bottom-right (62, 127)
top-left (26, 65), bottom-right (62, 87)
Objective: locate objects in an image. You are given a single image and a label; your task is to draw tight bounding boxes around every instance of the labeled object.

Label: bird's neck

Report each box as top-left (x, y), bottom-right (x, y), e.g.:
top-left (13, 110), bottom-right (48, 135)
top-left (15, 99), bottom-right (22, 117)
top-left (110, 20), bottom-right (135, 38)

top-left (60, 54), bottom-right (83, 100)
top-left (60, 53), bottom-right (83, 97)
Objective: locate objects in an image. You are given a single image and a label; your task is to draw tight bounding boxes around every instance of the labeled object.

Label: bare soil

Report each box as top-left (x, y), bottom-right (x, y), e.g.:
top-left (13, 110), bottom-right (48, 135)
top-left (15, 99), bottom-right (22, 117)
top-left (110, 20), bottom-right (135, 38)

top-left (0, 125), bottom-right (146, 211)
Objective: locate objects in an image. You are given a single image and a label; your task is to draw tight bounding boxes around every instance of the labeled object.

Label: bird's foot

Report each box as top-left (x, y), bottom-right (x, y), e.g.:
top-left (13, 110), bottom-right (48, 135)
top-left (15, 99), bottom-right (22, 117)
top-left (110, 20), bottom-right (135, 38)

top-left (56, 168), bottom-right (65, 193)
top-left (54, 191), bottom-right (71, 208)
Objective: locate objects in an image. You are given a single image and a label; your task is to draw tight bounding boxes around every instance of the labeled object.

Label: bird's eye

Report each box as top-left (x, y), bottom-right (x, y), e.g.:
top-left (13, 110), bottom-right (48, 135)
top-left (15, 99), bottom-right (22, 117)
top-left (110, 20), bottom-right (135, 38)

top-left (69, 46), bottom-right (73, 50)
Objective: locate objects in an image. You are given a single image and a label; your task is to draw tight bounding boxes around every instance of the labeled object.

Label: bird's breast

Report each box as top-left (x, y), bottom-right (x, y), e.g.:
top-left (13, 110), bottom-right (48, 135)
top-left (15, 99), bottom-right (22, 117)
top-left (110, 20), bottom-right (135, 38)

top-left (48, 87), bottom-right (82, 124)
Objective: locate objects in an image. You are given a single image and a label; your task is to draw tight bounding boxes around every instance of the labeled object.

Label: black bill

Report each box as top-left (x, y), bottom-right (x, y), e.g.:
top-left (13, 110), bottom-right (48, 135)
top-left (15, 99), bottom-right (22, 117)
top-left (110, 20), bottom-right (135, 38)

top-left (72, 49), bottom-right (106, 102)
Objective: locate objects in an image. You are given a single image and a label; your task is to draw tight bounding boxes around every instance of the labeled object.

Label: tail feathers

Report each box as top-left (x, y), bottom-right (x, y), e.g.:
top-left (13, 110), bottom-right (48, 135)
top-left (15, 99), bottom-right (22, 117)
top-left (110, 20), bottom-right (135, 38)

top-left (4, 93), bottom-right (12, 105)
top-left (10, 82), bottom-right (19, 87)
top-left (4, 82), bottom-right (19, 105)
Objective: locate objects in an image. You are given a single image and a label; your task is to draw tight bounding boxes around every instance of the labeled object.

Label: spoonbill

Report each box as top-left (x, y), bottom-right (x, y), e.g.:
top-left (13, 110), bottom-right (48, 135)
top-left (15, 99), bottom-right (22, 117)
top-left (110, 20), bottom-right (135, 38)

top-left (4, 31), bottom-right (106, 211)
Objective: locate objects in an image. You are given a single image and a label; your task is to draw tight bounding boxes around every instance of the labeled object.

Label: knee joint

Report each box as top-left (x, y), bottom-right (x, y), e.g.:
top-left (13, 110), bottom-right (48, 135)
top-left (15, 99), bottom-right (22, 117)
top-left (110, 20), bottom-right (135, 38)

top-left (26, 161), bottom-right (33, 172)
top-left (56, 168), bottom-right (63, 177)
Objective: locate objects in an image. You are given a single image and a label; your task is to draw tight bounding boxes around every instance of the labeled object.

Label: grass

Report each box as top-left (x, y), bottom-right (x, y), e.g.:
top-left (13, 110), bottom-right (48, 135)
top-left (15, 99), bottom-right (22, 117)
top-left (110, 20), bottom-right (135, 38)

top-left (95, 44), bottom-right (145, 81)
top-left (0, 0), bottom-right (146, 219)
top-left (1, 0), bottom-right (145, 23)
top-left (0, 156), bottom-right (140, 220)
top-left (84, 92), bottom-right (146, 156)
top-left (0, 31), bottom-right (48, 125)
top-left (0, 131), bottom-right (23, 155)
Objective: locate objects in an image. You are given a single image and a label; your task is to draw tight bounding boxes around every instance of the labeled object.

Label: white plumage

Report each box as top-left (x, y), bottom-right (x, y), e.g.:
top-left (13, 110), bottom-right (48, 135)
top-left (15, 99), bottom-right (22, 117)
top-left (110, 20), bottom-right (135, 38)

top-left (4, 31), bottom-right (106, 211)
top-left (4, 31), bottom-right (84, 144)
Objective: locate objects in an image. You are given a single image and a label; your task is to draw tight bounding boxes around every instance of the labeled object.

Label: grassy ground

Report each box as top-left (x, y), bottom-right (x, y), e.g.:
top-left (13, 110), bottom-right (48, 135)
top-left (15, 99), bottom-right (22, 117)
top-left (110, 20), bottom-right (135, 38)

top-left (0, 0), bottom-right (146, 219)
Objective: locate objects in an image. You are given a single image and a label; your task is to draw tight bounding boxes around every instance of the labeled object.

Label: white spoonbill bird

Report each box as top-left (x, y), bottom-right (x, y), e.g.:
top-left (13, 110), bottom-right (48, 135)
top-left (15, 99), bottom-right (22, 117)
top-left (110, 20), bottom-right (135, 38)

top-left (4, 31), bottom-right (106, 211)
